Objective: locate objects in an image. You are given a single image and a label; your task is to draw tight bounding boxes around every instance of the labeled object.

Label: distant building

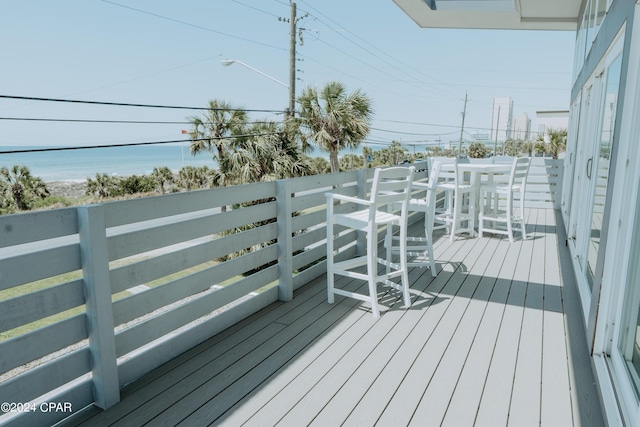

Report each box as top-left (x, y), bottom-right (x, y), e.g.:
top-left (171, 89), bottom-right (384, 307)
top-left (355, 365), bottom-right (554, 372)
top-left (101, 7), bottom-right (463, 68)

top-left (512, 113), bottom-right (531, 140)
top-left (490, 97), bottom-right (513, 142)
top-left (535, 110), bottom-right (569, 142)
top-left (471, 132), bottom-right (490, 141)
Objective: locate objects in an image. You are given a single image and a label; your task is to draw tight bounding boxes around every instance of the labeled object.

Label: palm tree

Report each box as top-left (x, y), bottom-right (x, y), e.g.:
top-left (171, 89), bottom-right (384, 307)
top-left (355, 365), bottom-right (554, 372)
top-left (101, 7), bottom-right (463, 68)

top-left (86, 173), bottom-right (117, 198)
top-left (467, 142), bottom-right (490, 158)
top-left (339, 153), bottom-right (363, 171)
top-left (188, 99), bottom-right (247, 188)
top-left (295, 81), bottom-right (373, 173)
top-left (151, 167), bottom-right (174, 194)
top-left (547, 128), bottom-right (568, 159)
top-left (178, 166), bottom-right (210, 191)
top-left (222, 121), bottom-right (312, 184)
top-left (0, 165), bottom-right (49, 211)
top-left (308, 156), bottom-right (331, 175)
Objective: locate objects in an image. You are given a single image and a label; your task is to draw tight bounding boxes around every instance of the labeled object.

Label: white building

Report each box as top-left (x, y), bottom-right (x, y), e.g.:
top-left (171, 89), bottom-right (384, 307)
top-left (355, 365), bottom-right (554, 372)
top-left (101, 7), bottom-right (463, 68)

top-left (511, 112), bottom-right (531, 140)
top-left (535, 110), bottom-right (569, 142)
top-left (490, 97), bottom-right (513, 142)
top-left (394, 0), bottom-right (640, 424)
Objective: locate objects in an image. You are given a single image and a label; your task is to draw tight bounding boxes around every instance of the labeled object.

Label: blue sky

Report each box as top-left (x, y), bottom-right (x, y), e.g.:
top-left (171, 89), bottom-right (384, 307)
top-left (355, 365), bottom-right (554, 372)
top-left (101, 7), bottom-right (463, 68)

top-left (0, 0), bottom-right (575, 149)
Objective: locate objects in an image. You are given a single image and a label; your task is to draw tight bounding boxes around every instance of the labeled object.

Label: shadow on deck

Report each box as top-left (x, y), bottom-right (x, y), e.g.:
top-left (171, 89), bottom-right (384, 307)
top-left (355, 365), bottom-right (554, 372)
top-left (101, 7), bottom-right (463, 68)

top-left (63, 208), bottom-right (604, 426)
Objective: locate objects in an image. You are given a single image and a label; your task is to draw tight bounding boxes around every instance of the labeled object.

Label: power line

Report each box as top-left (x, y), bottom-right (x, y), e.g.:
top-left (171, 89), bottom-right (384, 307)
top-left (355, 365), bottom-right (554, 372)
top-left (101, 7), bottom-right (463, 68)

top-left (100, 0), bottom-right (285, 52)
top-left (0, 132), bottom-right (282, 154)
top-left (0, 95), bottom-right (286, 114)
top-left (0, 117), bottom-right (283, 126)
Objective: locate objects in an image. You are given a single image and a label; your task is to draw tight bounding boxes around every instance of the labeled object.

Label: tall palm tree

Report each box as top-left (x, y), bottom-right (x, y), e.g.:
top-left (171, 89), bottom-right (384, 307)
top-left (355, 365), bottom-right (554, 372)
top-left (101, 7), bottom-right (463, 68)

top-left (0, 165), bottom-right (49, 211)
top-left (295, 81), bottom-right (373, 173)
top-left (188, 99), bottom-right (247, 188)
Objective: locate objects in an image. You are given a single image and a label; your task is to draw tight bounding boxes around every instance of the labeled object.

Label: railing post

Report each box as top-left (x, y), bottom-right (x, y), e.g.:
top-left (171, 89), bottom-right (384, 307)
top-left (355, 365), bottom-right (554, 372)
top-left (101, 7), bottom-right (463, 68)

top-left (555, 158), bottom-right (564, 210)
top-left (277, 179), bottom-right (294, 301)
top-left (356, 169), bottom-right (367, 256)
top-left (77, 205), bottom-right (120, 409)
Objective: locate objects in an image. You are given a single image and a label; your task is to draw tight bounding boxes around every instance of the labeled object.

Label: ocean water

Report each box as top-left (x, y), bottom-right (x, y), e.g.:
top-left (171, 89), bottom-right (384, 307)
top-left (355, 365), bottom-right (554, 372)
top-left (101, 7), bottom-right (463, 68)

top-left (0, 145), bottom-right (215, 182)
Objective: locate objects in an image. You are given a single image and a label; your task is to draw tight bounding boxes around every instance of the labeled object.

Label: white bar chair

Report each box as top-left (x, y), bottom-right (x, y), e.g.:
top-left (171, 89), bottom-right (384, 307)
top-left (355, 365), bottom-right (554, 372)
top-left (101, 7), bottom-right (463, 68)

top-left (478, 157), bottom-right (531, 242)
top-left (326, 166), bottom-right (415, 318)
top-left (387, 160), bottom-right (441, 277)
top-left (430, 157), bottom-right (476, 241)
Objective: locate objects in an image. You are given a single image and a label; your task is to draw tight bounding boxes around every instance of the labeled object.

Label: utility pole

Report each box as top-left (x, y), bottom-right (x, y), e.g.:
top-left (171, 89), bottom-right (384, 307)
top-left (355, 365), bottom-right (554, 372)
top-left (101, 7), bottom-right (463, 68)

top-left (458, 92), bottom-right (468, 156)
top-left (280, 2), bottom-right (306, 118)
top-left (288, 2), bottom-right (296, 117)
top-left (494, 105), bottom-right (500, 156)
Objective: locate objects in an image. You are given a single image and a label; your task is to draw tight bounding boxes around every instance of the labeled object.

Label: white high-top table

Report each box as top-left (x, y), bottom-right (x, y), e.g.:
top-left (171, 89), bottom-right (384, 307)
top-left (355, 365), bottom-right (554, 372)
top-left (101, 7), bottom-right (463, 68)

top-left (456, 163), bottom-right (513, 236)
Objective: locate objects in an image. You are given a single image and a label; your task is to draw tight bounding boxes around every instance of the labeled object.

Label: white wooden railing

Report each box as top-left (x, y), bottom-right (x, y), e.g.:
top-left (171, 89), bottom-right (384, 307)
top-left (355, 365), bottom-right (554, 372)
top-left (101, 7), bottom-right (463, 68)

top-left (0, 158), bottom-right (561, 426)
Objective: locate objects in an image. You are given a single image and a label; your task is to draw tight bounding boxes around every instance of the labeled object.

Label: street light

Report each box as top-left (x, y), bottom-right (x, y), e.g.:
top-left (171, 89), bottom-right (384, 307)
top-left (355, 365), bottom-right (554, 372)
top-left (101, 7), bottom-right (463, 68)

top-left (221, 59), bottom-right (289, 88)
top-left (221, 59), bottom-right (293, 117)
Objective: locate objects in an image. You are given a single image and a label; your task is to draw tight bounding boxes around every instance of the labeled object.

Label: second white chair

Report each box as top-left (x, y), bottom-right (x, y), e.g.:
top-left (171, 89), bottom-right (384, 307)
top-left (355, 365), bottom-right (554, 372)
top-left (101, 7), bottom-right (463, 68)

top-left (478, 157), bottom-right (531, 242)
top-left (387, 160), bottom-right (441, 277)
top-left (326, 166), bottom-right (415, 318)
top-left (431, 157), bottom-right (476, 241)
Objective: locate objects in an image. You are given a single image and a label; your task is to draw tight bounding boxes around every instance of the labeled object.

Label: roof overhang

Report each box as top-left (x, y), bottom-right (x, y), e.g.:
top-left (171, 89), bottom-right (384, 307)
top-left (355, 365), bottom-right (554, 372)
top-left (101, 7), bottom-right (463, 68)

top-left (393, 0), bottom-right (581, 31)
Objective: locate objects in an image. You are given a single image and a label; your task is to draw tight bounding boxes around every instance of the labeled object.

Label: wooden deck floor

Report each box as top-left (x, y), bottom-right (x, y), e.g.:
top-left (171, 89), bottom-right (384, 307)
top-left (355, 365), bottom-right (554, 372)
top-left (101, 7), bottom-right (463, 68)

top-left (65, 208), bottom-right (604, 427)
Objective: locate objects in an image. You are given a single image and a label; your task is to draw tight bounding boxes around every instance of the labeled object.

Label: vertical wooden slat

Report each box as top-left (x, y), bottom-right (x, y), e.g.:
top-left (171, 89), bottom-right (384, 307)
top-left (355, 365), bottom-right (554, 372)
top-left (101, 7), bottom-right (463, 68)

top-left (277, 179), bottom-right (293, 301)
top-left (356, 169), bottom-right (367, 256)
top-left (77, 205), bottom-right (120, 409)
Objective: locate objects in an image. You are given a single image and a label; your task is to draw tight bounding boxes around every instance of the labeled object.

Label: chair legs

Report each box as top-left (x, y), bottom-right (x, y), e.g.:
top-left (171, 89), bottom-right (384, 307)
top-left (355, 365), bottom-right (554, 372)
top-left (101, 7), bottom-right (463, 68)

top-left (328, 220), bottom-right (411, 319)
top-left (478, 188), bottom-right (526, 243)
top-left (447, 189), bottom-right (475, 241)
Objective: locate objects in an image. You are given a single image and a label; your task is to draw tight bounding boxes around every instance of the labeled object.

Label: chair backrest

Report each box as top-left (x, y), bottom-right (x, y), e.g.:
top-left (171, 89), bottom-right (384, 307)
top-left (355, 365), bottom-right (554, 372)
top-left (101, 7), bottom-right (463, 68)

top-left (493, 155), bottom-right (516, 164)
top-left (509, 157), bottom-right (531, 188)
top-left (430, 156), bottom-right (458, 186)
top-left (424, 160), bottom-right (442, 209)
top-left (370, 166), bottom-right (415, 211)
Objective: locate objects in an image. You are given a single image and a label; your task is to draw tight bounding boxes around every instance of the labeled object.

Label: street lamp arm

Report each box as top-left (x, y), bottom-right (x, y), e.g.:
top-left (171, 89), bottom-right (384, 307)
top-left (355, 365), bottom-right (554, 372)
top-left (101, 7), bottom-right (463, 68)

top-left (221, 59), bottom-right (289, 89)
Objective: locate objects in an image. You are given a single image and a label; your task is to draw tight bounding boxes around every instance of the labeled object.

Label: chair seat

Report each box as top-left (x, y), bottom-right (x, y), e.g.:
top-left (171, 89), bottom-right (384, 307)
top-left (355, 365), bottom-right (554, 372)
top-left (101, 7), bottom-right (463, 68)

top-left (334, 210), bottom-right (402, 231)
top-left (480, 183), bottom-right (523, 194)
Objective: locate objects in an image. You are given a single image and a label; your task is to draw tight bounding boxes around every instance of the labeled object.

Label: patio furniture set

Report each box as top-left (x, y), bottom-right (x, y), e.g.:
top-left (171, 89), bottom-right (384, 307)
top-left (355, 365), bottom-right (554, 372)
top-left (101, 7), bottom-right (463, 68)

top-left (325, 156), bottom-right (532, 318)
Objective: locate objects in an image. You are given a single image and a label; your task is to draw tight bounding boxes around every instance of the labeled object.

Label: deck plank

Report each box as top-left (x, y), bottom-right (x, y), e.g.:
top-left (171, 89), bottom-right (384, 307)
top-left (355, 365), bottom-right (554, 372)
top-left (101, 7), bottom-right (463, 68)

top-left (508, 209), bottom-right (544, 427)
top-left (407, 236), bottom-right (503, 426)
top-left (439, 233), bottom-right (519, 427)
top-left (372, 236), bottom-right (495, 426)
top-left (541, 208), bottom-right (573, 426)
top-left (474, 209), bottom-right (537, 427)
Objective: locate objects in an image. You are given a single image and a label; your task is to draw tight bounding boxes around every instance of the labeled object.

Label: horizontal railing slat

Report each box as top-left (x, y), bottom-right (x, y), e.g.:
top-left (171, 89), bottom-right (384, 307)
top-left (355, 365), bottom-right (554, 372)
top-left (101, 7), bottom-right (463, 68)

top-left (1, 347), bottom-right (91, 403)
top-left (0, 377), bottom-right (94, 427)
top-left (293, 243), bottom-right (326, 271)
top-left (115, 264), bottom-right (279, 357)
top-left (109, 223), bottom-right (278, 295)
top-left (112, 244), bottom-right (278, 326)
top-left (0, 208), bottom-right (78, 249)
top-left (102, 181), bottom-right (277, 228)
top-left (0, 279), bottom-right (84, 333)
top-left (0, 244), bottom-right (80, 291)
top-left (293, 227), bottom-right (326, 253)
top-left (0, 314), bottom-right (87, 375)
top-left (107, 201), bottom-right (277, 261)
top-left (117, 286), bottom-right (279, 387)
top-left (293, 210), bottom-right (327, 234)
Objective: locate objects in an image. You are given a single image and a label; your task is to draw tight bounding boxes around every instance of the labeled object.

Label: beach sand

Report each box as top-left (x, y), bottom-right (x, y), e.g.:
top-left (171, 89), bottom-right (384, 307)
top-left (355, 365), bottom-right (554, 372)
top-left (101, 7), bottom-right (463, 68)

top-left (46, 181), bottom-right (88, 199)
